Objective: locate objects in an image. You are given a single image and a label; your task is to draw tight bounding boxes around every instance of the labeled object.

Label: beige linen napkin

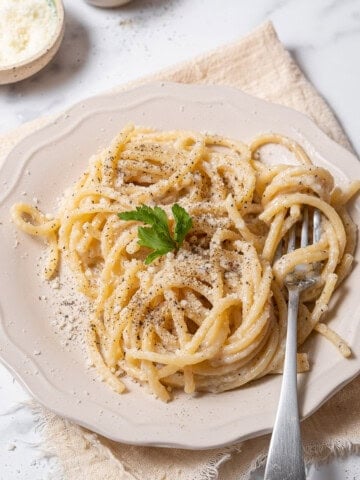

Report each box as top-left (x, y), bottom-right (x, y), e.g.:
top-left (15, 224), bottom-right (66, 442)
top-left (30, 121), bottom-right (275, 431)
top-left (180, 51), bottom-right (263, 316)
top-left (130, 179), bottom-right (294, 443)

top-left (2, 22), bottom-right (360, 480)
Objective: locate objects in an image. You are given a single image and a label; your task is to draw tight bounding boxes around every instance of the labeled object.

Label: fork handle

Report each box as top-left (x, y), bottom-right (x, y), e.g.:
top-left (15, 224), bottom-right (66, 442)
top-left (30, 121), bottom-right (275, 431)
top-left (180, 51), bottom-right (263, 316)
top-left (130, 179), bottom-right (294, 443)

top-left (264, 289), bottom-right (306, 480)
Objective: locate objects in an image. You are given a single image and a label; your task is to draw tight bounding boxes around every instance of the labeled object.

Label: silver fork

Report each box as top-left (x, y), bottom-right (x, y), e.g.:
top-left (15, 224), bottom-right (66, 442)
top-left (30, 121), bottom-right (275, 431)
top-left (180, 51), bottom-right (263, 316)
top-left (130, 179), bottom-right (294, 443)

top-left (264, 207), bottom-right (321, 480)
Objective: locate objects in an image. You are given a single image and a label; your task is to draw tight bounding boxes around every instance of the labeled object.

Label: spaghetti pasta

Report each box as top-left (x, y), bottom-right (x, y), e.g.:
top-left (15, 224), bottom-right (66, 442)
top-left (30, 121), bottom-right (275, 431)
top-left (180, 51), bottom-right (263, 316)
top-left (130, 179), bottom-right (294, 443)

top-left (11, 125), bottom-right (359, 401)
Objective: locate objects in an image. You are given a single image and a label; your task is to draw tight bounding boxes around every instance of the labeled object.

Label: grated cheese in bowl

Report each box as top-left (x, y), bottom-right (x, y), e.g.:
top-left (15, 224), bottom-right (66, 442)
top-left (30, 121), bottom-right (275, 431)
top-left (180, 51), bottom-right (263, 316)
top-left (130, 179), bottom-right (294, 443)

top-left (0, 0), bottom-right (59, 68)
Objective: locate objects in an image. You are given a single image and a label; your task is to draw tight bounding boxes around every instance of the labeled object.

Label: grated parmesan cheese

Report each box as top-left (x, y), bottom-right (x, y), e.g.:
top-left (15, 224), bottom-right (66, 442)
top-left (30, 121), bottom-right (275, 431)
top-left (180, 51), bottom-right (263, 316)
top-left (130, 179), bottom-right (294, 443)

top-left (0, 0), bottom-right (58, 68)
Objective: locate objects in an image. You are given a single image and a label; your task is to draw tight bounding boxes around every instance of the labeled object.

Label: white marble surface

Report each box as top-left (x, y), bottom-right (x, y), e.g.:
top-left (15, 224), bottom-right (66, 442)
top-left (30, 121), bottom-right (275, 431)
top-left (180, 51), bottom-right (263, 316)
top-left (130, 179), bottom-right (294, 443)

top-left (0, 0), bottom-right (360, 154)
top-left (0, 0), bottom-right (360, 478)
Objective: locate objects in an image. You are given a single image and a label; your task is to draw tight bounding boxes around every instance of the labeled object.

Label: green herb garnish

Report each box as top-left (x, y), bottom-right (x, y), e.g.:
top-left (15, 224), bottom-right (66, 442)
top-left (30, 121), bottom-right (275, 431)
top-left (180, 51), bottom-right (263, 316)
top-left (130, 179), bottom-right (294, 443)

top-left (118, 204), bottom-right (193, 264)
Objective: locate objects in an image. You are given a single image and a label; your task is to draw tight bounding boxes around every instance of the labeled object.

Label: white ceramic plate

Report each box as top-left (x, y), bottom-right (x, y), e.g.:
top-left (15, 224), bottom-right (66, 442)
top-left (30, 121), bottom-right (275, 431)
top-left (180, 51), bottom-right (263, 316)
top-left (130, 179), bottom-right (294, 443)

top-left (0, 82), bottom-right (359, 449)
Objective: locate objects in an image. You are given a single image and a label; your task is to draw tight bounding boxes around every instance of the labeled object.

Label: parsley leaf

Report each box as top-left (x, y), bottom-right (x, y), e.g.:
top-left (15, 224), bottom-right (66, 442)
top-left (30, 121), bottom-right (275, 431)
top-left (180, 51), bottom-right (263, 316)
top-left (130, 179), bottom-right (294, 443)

top-left (172, 204), bottom-right (193, 246)
top-left (119, 205), bottom-right (173, 242)
top-left (119, 205), bottom-right (169, 236)
top-left (138, 226), bottom-right (175, 264)
top-left (118, 204), bottom-right (192, 264)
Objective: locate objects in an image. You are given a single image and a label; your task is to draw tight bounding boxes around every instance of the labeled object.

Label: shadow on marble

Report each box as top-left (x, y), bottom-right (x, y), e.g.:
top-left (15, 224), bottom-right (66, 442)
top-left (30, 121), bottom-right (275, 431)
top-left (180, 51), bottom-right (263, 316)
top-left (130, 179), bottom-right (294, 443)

top-left (3, 10), bottom-right (90, 97)
top-left (288, 47), bottom-right (357, 154)
top-left (120, 0), bottom-right (179, 12)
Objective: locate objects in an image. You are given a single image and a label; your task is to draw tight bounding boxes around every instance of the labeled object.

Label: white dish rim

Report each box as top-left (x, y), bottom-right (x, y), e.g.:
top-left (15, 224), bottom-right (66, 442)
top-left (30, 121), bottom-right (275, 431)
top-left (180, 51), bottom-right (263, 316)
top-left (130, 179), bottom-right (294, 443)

top-left (0, 81), bottom-right (359, 449)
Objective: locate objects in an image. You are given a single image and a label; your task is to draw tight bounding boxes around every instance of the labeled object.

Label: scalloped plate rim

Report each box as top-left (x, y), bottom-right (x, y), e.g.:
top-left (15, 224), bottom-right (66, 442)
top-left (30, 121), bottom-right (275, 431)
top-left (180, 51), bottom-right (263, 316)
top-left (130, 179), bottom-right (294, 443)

top-left (0, 81), bottom-right (359, 449)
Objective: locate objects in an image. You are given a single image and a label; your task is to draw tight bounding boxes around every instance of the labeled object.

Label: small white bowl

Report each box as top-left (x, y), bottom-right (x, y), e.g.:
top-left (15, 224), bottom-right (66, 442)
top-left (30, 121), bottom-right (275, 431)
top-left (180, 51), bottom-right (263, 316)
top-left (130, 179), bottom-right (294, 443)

top-left (86, 0), bottom-right (133, 7)
top-left (0, 0), bottom-right (65, 85)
